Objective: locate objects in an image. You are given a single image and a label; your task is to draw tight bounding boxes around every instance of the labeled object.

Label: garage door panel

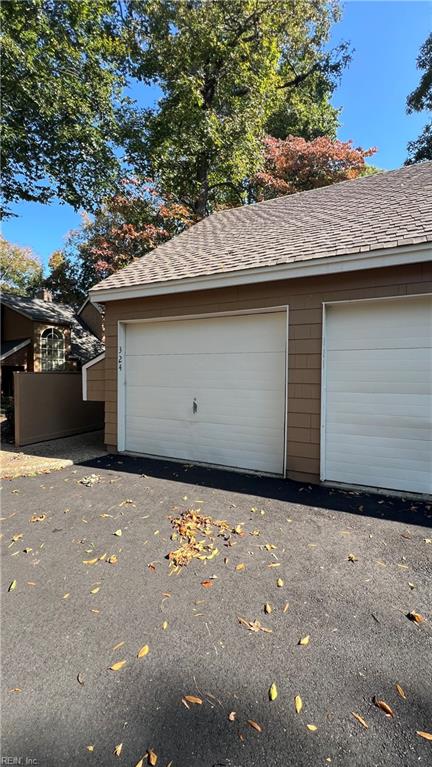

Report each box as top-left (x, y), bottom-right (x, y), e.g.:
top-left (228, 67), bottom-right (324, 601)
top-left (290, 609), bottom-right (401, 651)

top-left (125, 352), bottom-right (285, 390)
top-left (123, 312), bottom-right (287, 474)
top-left (125, 313), bottom-right (286, 355)
top-left (125, 418), bottom-right (284, 473)
top-left (326, 391), bottom-right (430, 416)
top-left (126, 386), bottom-right (285, 423)
top-left (323, 297), bottom-right (432, 494)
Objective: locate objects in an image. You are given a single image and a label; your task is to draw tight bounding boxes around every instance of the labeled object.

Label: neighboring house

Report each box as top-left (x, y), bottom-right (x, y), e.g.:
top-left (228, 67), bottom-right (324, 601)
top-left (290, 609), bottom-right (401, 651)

top-left (1, 290), bottom-right (104, 396)
top-left (86, 163), bottom-right (432, 496)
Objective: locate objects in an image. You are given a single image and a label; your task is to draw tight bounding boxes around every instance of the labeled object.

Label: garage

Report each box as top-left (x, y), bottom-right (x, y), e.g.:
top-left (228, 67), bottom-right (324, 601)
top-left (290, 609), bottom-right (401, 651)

top-left (321, 296), bottom-right (432, 494)
top-left (120, 311), bottom-right (287, 474)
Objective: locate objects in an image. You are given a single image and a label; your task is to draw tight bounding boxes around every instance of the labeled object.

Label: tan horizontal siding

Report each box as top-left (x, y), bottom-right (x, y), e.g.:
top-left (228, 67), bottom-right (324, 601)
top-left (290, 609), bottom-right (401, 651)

top-left (86, 358), bottom-right (105, 402)
top-left (100, 261), bottom-right (432, 483)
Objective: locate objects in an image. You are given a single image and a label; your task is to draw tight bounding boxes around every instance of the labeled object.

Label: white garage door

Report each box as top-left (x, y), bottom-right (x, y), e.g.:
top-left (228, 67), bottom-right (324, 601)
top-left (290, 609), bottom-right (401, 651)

top-left (322, 296), bottom-right (432, 494)
top-left (121, 312), bottom-right (287, 474)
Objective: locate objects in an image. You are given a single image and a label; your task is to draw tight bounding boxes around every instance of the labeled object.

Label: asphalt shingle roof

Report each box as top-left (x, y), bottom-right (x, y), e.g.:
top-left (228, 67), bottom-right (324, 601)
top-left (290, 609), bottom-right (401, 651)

top-left (91, 162), bottom-right (432, 294)
top-left (1, 294), bottom-right (104, 363)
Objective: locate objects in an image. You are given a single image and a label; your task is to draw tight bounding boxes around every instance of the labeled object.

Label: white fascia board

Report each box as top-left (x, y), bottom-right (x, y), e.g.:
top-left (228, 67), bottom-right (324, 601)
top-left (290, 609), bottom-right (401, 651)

top-left (81, 352), bottom-right (105, 401)
top-left (89, 243), bottom-right (432, 304)
top-left (0, 338), bottom-right (31, 361)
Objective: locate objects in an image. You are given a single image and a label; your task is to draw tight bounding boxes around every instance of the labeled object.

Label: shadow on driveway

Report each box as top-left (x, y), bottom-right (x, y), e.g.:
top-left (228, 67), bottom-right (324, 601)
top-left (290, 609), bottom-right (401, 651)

top-left (80, 453), bottom-right (432, 529)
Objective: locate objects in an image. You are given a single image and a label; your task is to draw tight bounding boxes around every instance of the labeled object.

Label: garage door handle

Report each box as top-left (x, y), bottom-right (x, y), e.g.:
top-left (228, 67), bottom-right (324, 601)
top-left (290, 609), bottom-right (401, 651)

top-left (192, 397), bottom-right (198, 414)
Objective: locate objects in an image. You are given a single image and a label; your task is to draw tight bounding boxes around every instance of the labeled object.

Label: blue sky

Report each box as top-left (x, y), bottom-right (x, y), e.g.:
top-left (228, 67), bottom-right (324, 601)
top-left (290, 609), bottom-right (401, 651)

top-left (3, 0), bottom-right (431, 270)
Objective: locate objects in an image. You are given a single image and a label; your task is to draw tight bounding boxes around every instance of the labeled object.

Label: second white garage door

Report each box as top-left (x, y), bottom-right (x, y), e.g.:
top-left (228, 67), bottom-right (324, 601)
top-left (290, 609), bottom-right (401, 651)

top-left (322, 296), bottom-right (432, 494)
top-left (122, 311), bottom-right (287, 474)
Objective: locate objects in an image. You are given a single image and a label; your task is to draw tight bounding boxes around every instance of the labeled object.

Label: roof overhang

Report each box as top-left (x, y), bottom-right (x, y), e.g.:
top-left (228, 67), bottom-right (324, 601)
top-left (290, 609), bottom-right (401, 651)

top-left (0, 339), bottom-right (31, 362)
top-left (89, 242), bottom-right (432, 304)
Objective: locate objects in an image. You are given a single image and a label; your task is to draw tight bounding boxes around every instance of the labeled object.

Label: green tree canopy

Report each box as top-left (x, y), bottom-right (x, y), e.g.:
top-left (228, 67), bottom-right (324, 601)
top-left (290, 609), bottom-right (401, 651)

top-left (0, 237), bottom-right (43, 295)
top-left (43, 250), bottom-right (84, 306)
top-left (123, 0), bottom-right (349, 217)
top-left (406, 32), bottom-right (432, 163)
top-left (1, 0), bottom-right (128, 217)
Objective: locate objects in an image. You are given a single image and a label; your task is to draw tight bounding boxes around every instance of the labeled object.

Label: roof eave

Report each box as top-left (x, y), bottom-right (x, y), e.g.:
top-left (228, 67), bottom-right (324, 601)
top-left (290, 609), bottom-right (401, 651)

top-left (89, 242), bottom-right (432, 304)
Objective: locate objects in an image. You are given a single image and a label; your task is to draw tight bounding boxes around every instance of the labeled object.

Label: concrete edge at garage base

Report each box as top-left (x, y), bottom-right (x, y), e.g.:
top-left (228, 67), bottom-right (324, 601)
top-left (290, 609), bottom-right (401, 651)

top-left (14, 371), bottom-right (104, 447)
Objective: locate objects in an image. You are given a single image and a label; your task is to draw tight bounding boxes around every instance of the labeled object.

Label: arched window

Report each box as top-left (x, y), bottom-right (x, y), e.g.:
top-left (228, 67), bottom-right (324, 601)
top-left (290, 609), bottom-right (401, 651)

top-left (41, 328), bottom-right (65, 371)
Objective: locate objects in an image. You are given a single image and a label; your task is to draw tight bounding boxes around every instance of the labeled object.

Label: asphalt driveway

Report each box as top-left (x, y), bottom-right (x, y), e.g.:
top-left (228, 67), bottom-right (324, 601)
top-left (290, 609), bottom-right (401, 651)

top-left (1, 455), bottom-right (431, 767)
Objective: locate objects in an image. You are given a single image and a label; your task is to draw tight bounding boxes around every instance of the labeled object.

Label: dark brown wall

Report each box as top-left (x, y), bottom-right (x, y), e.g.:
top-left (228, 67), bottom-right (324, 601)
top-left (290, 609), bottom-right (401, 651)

top-left (14, 372), bottom-right (104, 447)
top-left (79, 302), bottom-right (104, 341)
top-left (101, 261), bottom-right (432, 483)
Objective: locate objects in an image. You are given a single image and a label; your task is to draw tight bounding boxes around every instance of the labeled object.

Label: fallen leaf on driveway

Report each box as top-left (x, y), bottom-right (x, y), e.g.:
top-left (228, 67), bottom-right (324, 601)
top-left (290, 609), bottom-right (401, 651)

top-left (201, 579), bottom-right (213, 588)
top-left (264, 603), bottom-right (272, 614)
top-left (306, 724), bottom-right (317, 731)
top-left (83, 557), bottom-right (98, 566)
top-left (147, 749), bottom-right (157, 765)
top-left (183, 695), bottom-right (203, 705)
top-left (269, 682), bottom-right (278, 701)
top-left (247, 720), bottom-right (262, 732)
top-left (299, 635), bottom-right (310, 646)
top-left (238, 617), bottom-right (272, 633)
top-left (137, 644), bottom-right (150, 658)
top-left (276, 578), bottom-right (284, 587)
top-left (30, 514), bottom-right (46, 523)
top-left (395, 683), bottom-right (406, 699)
top-left (373, 697), bottom-right (394, 717)
top-left (113, 743), bottom-right (123, 757)
top-left (113, 529), bottom-right (122, 537)
top-left (77, 673), bottom-right (84, 685)
top-left (283, 602), bottom-right (289, 613)
top-left (110, 660), bottom-right (127, 671)
top-left (86, 745), bottom-right (94, 752)
top-left (294, 695), bottom-right (303, 714)
top-left (108, 555), bottom-right (118, 564)
top-left (113, 641), bottom-right (124, 651)
top-left (347, 553), bottom-right (358, 562)
top-left (135, 759), bottom-right (144, 767)
top-left (407, 611), bottom-right (425, 623)
top-left (90, 586), bottom-right (100, 594)
top-left (416, 731), bottom-right (432, 741)
top-left (8, 580), bottom-right (17, 592)
top-left (352, 712), bottom-right (368, 729)
top-left (228, 711), bottom-right (236, 721)
top-left (235, 563), bottom-right (246, 572)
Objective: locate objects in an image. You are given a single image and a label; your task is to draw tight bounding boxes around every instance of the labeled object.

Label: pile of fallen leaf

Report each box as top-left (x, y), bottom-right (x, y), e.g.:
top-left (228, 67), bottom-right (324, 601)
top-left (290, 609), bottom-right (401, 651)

top-left (167, 509), bottom-right (243, 570)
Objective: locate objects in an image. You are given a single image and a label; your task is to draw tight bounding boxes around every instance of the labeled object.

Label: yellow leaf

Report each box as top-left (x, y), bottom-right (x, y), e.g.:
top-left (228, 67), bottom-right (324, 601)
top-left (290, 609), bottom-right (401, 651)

top-left (269, 682), bottom-right (278, 701)
top-left (299, 635), bottom-right (310, 646)
top-left (135, 759), bottom-right (144, 767)
top-left (162, 621), bottom-right (168, 630)
top-left (373, 697), bottom-right (394, 717)
top-left (90, 586), bottom-right (100, 594)
top-left (276, 578), bottom-right (284, 588)
top-left (147, 749), bottom-right (158, 766)
top-left (247, 720), bottom-right (262, 732)
top-left (114, 529), bottom-right (122, 536)
top-left (87, 745), bottom-right (94, 752)
top-left (63, 593), bottom-right (70, 599)
top-left (294, 695), bottom-right (303, 714)
top-left (348, 553), bottom-right (358, 562)
top-left (113, 743), bottom-right (123, 757)
top-left (395, 683), bottom-right (406, 700)
top-left (108, 555), bottom-right (118, 564)
top-left (228, 711), bottom-right (236, 721)
top-left (352, 712), bottom-right (368, 729)
top-left (83, 557), bottom-right (98, 565)
top-left (110, 660), bottom-right (126, 671)
top-left (235, 563), bottom-right (246, 572)
top-left (8, 580), bottom-right (16, 592)
top-left (407, 611), bottom-right (425, 623)
top-left (268, 562), bottom-right (281, 568)
top-left (264, 603), bottom-right (272, 614)
top-left (283, 602), bottom-right (289, 613)
top-left (306, 724), bottom-right (317, 731)
top-left (184, 694), bottom-right (203, 705)
top-left (416, 731), bottom-right (432, 741)
top-left (112, 641), bottom-right (124, 651)
top-left (137, 644), bottom-right (150, 658)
